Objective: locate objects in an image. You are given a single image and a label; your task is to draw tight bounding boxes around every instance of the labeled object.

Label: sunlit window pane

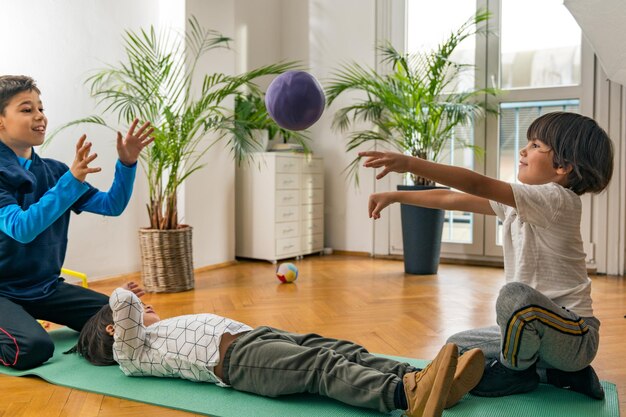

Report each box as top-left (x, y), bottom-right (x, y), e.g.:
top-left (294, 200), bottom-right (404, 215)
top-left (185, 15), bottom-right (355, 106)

top-left (407, 1), bottom-right (477, 244)
top-left (407, 0), bottom-right (476, 92)
top-left (501, 0), bottom-right (581, 89)
top-left (440, 122), bottom-right (475, 244)
top-left (495, 100), bottom-right (580, 244)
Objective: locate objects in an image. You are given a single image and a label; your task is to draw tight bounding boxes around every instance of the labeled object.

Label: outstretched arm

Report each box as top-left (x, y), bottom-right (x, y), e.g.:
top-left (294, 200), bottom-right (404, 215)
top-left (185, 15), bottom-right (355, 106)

top-left (0, 136), bottom-right (98, 243)
top-left (360, 151), bottom-right (516, 208)
top-left (77, 160), bottom-right (136, 216)
top-left (368, 189), bottom-right (494, 219)
top-left (78, 119), bottom-right (154, 216)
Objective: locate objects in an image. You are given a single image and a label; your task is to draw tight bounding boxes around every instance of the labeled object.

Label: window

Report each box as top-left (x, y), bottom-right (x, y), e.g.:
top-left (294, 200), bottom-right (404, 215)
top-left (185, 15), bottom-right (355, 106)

top-left (406, 0), bottom-right (481, 248)
top-left (501, 0), bottom-right (581, 89)
top-left (486, 0), bottom-right (588, 256)
top-left (441, 123), bottom-right (475, 244)
top-left (398, 0), bottom-right (590, 260)
top-left (407, 0), bottom-right (476, 92)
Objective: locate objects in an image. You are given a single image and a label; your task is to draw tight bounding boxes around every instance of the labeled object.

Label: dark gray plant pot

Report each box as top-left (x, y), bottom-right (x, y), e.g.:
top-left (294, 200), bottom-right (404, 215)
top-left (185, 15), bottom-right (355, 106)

top-left (398, 185), bottom-right (446, 274)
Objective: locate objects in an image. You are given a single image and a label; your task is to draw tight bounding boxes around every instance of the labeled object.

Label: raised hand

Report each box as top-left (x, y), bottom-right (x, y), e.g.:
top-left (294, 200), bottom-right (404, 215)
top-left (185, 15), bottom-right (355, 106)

top-left (117, 119), bottom-right (155, 166)
top-left (70, 135), bottom-right (101, 182)
top-left (368, 192), bottom-right (395, 219)
top-left (121, 281), bottom-right (146, 298)
top-left (358, 151), bottom-right (413, 180)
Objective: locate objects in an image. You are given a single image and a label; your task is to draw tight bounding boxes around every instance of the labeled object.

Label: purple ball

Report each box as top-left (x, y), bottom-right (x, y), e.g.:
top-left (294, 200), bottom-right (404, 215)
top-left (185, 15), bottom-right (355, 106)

top-left (265, 71), bottom-right (325, 131)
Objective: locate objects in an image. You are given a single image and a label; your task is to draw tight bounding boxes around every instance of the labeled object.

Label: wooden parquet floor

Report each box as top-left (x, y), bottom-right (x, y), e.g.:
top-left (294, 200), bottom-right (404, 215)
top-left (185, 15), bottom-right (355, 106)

top-left (1, 255), bottom-right (624, 416)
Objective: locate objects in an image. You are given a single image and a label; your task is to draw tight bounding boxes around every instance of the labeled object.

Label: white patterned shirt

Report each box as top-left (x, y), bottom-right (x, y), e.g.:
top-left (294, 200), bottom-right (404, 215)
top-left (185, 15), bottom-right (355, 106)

top-left (490, 182), bottom-right (593, 317)
top-left (110, 288), bottom-right (252, 386)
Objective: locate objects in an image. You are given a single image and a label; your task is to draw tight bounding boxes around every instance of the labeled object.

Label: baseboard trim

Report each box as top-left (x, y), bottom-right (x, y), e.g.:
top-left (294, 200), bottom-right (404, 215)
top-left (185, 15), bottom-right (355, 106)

top-left (332, 250), bottom-right (372, 257)
top-left (86, 260), bottom-right (239, 283)
top-left (371, 254), bottom-right (503, 268)
top-left (194, 260), bottom-right (238, 273)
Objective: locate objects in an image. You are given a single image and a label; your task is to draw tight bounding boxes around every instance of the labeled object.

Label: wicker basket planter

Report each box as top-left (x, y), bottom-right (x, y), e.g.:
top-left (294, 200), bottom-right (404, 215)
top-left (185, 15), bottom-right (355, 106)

top-left (139, 226), bottom-right (194, 293)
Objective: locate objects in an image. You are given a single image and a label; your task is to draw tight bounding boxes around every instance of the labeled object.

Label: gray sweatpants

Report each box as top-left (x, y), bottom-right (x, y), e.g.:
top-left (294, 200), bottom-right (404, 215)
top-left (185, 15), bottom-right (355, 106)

top-left (447, 282), bottom-right (600, 372)
top-left (221, 326), bottom-right (415, 413)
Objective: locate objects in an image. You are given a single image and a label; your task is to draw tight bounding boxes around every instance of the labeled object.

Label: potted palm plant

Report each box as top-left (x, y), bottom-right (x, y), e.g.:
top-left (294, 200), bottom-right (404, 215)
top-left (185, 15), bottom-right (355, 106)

top-left (56, 17), bottom-right (298, 291)
top-left (225, 91), bottom-right (311, 154)
top-left (325, 10), bottom-right (498, 274)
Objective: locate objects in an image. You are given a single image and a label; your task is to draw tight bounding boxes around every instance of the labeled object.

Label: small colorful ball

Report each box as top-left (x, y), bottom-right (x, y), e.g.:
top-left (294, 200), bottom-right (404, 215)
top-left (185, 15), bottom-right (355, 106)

top-left (276, 262), bottom-right (298, 283)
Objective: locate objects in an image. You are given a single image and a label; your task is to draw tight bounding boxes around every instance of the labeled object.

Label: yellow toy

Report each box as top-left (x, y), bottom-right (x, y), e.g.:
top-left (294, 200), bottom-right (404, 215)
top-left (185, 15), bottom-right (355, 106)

top-left (39, 268), bottom-right (88, 328)
top-left (60, 267), bottom-right (88, 288)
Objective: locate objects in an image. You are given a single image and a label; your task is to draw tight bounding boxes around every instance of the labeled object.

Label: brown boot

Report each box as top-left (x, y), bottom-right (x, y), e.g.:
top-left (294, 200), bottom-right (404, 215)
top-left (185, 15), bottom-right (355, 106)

top-left (403, 343), bottom-right (458, 417)
top-left (444, 348), bottom-right (485, 409)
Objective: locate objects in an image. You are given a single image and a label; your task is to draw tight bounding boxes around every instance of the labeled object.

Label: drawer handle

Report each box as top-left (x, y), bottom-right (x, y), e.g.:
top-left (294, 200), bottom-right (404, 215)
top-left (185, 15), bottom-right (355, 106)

top-left (283, 228), bottom-right (293, 233)
top-left (283, 213), bottom-right (293, 218)
top-left (284, 244), bottom-right (294, 249)
top-left (283, 196), bottom-right (294, 201)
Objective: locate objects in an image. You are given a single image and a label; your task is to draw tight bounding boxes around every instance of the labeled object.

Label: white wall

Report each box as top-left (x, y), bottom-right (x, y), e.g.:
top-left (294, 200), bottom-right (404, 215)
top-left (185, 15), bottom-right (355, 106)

top-left (183, 0), bottom-right (238, 268)
top-left (0, 0), bottom-right (165, 278)
top-left (0, 0), bottom-right (241, 278)
top-left (233, 0), bottom-right (379, 253)
top-left (234, 0), bottom-right (283, 84)
top-left (308, 0), bottom-right (377, 253)
top-left (0, 0), bottom-right (388, 279)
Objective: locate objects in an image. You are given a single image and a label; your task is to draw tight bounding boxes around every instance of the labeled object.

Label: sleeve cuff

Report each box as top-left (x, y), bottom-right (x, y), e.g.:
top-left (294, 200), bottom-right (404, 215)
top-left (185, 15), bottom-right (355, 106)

top-left (117, 159), bottom-right (138, 169)
top-left (60, 170), bottom-right (90, 195)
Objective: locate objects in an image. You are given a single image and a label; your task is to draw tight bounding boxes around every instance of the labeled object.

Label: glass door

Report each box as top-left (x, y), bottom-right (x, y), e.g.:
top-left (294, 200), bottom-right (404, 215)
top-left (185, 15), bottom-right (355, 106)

top-left (390, 0), bottom-right (485, 257)
top-left (484, 0), bottom-right (589, 257)
top-left (397, 0), bottom-right (590, 260)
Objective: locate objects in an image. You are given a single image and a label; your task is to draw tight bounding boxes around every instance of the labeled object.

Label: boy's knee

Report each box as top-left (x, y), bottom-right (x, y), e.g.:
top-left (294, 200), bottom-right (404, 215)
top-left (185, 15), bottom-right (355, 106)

top-left (11, 333), bottom-right (54, 370)
top-left (446, 333), bottom-right (463, 346)
top-left (445, 333), bottom-right (475, 354)
top-left (496, 282), bottom-right (534, 315)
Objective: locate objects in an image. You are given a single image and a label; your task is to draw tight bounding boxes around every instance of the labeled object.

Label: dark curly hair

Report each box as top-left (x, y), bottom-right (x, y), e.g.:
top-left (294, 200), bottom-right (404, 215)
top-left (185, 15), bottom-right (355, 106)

top-left (527, 112), bottom-right (614, 195)
top-left (65, 304), bottom-right (116, 366)
top-left (0, 75), bottom-right (41, 115)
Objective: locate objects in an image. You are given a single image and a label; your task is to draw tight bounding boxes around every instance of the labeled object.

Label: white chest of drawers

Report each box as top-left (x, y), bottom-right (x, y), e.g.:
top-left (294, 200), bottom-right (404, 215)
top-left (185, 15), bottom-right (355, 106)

top-left (236, 153), bottom-right (324, 262)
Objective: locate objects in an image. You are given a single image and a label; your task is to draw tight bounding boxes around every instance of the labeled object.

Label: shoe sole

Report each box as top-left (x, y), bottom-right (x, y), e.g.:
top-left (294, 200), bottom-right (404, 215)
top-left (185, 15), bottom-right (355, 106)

top-left (471, 378), bottom-right (539, 397)
top-left (586, 366), bottom-right (605, 400)
top-left (422, 343), bottom-right (459, 417)
top-left (445, 348), bottom-right (485, 409)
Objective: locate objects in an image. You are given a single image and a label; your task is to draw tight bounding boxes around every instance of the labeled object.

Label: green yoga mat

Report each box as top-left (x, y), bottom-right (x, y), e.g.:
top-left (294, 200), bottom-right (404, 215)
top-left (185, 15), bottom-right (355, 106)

top-left (0, 328), bottom-right (619, 417)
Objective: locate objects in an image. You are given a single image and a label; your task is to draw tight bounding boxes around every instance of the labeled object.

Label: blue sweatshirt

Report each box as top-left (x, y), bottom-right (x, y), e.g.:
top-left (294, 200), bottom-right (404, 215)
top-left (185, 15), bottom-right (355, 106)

top-left (0, 141), bottom-right (136, 300)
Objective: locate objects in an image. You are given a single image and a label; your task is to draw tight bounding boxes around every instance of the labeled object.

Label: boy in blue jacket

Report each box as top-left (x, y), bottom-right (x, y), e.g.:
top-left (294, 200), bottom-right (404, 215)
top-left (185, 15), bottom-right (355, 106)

top-left (0, 75), bottom-right (153, 370)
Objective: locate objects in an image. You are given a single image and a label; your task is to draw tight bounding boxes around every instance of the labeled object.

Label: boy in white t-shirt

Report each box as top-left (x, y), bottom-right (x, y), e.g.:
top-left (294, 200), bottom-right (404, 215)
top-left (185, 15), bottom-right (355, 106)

top-left (360, 112), bottom-right (613, 400)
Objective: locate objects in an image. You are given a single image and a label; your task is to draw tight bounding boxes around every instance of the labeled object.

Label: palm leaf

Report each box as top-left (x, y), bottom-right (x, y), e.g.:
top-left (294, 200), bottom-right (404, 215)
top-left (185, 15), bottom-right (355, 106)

top-left (325, 9), bottom-right (498, 186)
top-left (42, 116), bottom-right (114, 150)
top-left (50, 17), bottom-right (301, 229)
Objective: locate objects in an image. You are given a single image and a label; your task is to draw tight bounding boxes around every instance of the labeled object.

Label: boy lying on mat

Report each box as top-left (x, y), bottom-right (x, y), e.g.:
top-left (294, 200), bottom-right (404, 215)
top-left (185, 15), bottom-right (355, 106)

top-left (69, 287), bottom-right (483, 417)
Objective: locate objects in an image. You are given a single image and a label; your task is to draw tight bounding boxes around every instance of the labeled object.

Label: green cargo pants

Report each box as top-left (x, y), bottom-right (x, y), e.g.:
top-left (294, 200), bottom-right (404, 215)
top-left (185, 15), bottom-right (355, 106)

top-left (222, 326), bottom-right (415, 412)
